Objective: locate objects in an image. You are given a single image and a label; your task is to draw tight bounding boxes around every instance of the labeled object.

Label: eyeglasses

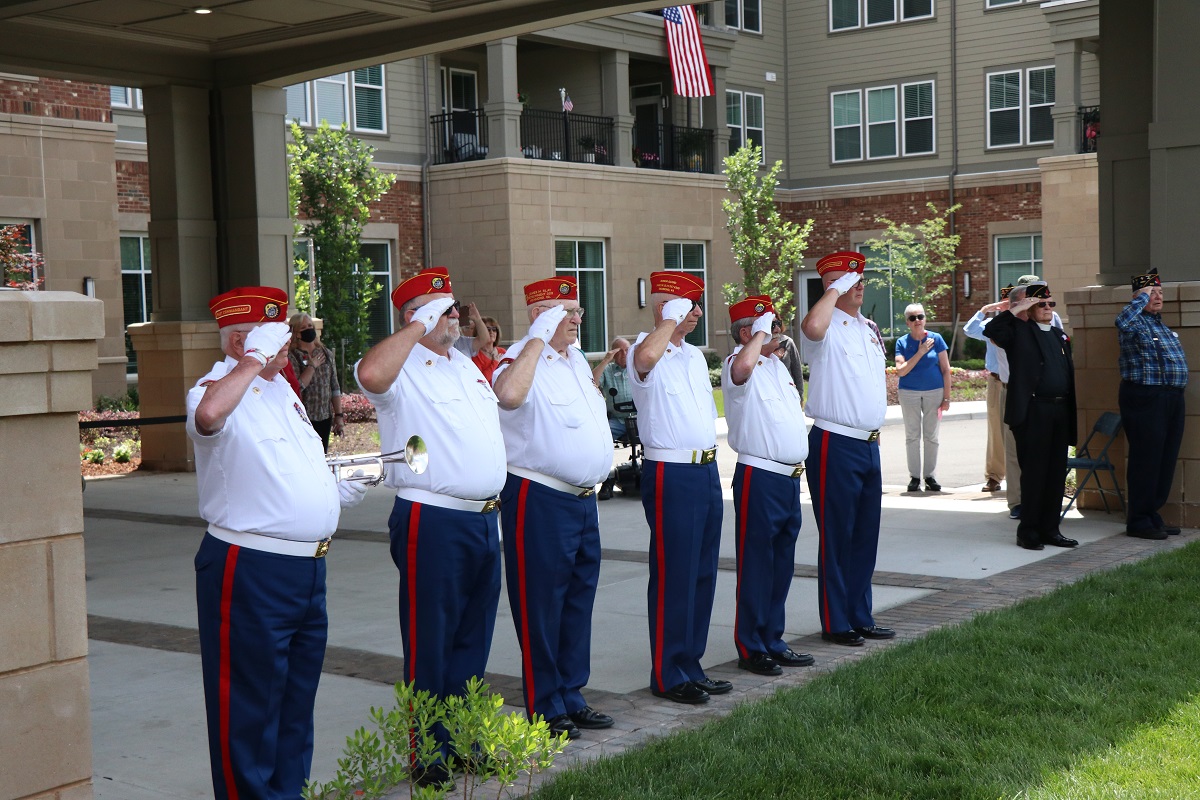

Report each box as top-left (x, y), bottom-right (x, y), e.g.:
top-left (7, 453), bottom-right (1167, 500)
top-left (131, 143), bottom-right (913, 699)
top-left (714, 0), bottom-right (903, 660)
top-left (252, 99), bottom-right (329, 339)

top-left (907, 314), bottom-right (925, 322)
top-left (441, 301), bottom-right (461, 317)
top-left (1037, 301), bottom-right (1057, 309)
top-left (561, 307), bottom-right (585, 319)
top-left (486, 326), bottom-right (499, 333)
top-left (770, 320), bottom-right (782, 329)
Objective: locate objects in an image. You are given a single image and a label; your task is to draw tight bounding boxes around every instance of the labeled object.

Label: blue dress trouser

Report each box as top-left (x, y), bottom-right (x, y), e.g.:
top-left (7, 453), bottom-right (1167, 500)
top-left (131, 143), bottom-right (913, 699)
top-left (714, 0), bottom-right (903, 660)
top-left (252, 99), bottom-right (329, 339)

top-left (387, 497), bottom-right (501, 760)
top-left (641, 459), bottom-right (723, 692)
top-left (1120, 381), bottom-right (1186, 532)
top-left (805, 428), bottom-right (882, 634)
top-left (195, 533), bottom-right (327, 800)
top-left (501, 473), bottom-right (602, 721)
top-left (732, 463), bottom-right (803, 658)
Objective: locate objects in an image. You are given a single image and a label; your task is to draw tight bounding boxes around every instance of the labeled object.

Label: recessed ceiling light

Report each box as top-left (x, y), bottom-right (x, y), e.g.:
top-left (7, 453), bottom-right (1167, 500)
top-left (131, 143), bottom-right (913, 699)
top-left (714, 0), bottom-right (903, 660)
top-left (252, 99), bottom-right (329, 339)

top-left (194, 7), bottom-right (212, 13)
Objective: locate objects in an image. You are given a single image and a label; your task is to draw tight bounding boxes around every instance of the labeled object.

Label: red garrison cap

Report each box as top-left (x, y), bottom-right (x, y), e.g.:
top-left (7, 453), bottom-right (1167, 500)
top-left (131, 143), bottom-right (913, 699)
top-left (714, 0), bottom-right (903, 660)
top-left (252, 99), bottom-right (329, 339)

top-left (391, 267), bottom-right (452, 310)
top-left (815, 251), bottom-right (867, 277)
top-left (649, 270), bottom-right (704, 302)
top-left (728, 295), bottom-right (774, 324)
top-left (524, 276), bottom-right (577, 305)
top-left (208, 286), bottom-right (288, 328)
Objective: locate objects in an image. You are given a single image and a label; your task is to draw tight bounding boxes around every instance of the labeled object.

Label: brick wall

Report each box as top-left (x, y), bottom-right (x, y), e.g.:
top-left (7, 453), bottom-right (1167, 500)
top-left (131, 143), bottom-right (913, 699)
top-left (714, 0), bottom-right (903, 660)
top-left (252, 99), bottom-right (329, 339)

top-left (0, 77), bottom-right (111, 123)
top-left (116, 160), bottom-right (150, 214)
top-left (367, 178), bottom-right (425, 277)
top-left (780, 181), bottom-right (1042, 321)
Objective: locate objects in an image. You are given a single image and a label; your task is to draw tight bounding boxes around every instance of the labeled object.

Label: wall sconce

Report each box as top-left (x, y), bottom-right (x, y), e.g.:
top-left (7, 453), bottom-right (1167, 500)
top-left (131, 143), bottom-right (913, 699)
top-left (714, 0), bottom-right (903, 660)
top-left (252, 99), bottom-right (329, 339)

top-left (83, 277), bottom-right (96, 298)
top-left (962, 272), bottom-right (971, 300)
top-left (637, 278), bottom-right (647, 309)
top-left (660, 95), bottom-right (669, 110)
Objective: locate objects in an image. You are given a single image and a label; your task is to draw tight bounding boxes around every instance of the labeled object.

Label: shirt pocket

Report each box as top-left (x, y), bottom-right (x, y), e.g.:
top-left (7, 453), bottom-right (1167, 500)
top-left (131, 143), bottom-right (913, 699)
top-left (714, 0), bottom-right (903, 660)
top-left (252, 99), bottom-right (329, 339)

top-left (549, 392), bottom-right (585, 428)
top-left (432, 395), bottom-right (468, 430)
top-left (840, 342), bottom-right (871, 377)
top-left (257, 432), bottom-right (300, 475)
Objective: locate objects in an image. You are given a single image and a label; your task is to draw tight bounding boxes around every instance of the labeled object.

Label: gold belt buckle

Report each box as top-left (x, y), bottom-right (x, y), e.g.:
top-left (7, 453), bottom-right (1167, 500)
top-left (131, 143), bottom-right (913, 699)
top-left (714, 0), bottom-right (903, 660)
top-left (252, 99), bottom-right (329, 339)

top-left (699, 448), bottom-right (717, 465)
top-left (578, 488), bottom-right (595, 498)
top-left (867, 430), bottom-right (880, 443)
top-left (314, 539), bottom-right (331, 559)
top-left (481, 498), bottom-right (500, 513)
top-left (791, 465), bottom-right (805, 478)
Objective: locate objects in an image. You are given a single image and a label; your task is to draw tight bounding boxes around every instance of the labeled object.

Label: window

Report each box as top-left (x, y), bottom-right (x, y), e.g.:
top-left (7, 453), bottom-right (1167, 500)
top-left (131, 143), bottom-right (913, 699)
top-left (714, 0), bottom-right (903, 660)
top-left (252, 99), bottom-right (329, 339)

top-left (987, 67), bottom-right (1054, 148)
top-left (110, 86), bottom-right (142, 109)
top-left (663, 242), bottom-right (708, 348)
top-left (986, 0), bottom-right (1024, 7)
top-left (291, 239), bottom-right (395, 348)
top-left (120, 234), bottom-right (152, 375)
top-left (284, 67), bottom-right (388, 134)
top-left (856, 244), bottom-right (907, 337)
top-left (726, 90), bottom-right (765, 160)
top-left (832, 80), bottom-right (934, 162)
top-left (554, 240), bottom-right (607, 354)
top-left (995, 234), bottom-right (1043, 294)
top-left (442, 68), bottom-right (479, 115)
top-left (725, 0), bottom-right (762, 33)
top-left (830, 0), bottom-right (933, 31)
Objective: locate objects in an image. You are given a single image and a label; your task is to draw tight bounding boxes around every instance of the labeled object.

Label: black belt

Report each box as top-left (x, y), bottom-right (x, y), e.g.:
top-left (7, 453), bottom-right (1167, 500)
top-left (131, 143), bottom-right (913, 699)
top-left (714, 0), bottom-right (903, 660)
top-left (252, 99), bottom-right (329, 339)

top-left (1031, 395), bottom-right (1068, 403)
top-left (1123, 380), bottom-right (1185, 392)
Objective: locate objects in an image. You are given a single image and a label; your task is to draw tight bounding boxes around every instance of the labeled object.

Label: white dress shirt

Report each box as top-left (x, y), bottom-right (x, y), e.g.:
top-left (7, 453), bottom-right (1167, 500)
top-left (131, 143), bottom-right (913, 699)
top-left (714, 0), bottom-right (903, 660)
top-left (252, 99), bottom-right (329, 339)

top-left (187, 357), bottom-right (340, 541)
top-left (494, 337), bottom-right (614, 487)
top-left (722, 346), bottom-right (809, 465)
top-left (357, 342), bottom-right (506, 500)
top-left (801, 307), bottom-right (887, 431)
top-left (626, 332), bottom-right (717, 451)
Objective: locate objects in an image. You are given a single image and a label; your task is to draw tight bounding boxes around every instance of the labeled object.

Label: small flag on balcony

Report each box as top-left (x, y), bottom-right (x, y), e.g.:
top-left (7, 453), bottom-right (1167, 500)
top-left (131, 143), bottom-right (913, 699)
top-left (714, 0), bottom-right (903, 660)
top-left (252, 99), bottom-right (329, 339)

top-left (560, 88), bottom-right (574, 112)
top-left (663, 5), bottom-right (713, 97)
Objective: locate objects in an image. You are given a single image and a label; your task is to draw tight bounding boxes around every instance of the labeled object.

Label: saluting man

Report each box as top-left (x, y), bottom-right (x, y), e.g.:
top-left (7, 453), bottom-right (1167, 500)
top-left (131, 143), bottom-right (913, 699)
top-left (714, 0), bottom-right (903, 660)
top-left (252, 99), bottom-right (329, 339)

top-left (355, 267), bottom-right (506, 789)
top-left (628, 271), bottom-right (729, 705)
top-left (491, 277), bottom-right (615, 740)
top-left (188, 287), bottom-right (368, 800)
top-left (723, 295), bottom-right (815, 676)
top-left (800, 252), bottom-right (895, 647)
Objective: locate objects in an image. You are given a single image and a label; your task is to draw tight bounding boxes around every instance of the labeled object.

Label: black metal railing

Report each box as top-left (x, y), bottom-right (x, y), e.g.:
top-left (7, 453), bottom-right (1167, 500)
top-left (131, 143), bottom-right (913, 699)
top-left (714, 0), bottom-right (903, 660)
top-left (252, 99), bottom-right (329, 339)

top-left (1078, 106), bottom-right (1099, 154)
top-left (632, 124), bottom-right (716, 174)
top-left (430, 108), bottom-right (490, 165)
top-left (519, 109), bottom-right (614, 165)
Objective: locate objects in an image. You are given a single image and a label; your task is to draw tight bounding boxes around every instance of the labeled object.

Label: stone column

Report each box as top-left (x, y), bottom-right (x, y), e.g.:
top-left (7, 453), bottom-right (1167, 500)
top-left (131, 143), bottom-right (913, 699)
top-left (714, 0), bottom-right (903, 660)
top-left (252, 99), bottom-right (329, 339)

top-left (704, 65), bottom-right (730, 169)
top-left (0, 291), bottom-right (103, 800)
top-left (1050, 39), bottom-right (1082, 156)
top-left (601, 50), bottom-right (634, 167)
top-left (485, 38), bottom-right (524, 159)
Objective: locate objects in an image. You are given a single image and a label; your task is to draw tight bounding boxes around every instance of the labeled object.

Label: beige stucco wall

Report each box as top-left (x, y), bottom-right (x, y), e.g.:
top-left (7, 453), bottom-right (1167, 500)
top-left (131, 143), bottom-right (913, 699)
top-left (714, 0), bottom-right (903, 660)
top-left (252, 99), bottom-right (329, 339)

top-left (1039, 153), bottom-right (1099, 329)
top-left (427, 158), bottom-right (738, 357)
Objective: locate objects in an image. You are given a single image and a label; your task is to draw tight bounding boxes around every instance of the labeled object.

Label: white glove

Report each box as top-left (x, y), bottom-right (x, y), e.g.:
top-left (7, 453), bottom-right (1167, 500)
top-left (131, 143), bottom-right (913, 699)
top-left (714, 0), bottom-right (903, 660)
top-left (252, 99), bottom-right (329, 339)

top-left (410, 296), bottom-right (458, 336)
top-left (243, 322), bottom-right (292, 367)
top-left (662, 297), bottom-right (693, 324)
top-left (830, 272), bottom-right (862, 296)
top-left (529, 304), bottom-right (568, 343)
top-left (337, 470), bottom-right (369, 508)
top-left (751, 312), bottom-right (775, 338)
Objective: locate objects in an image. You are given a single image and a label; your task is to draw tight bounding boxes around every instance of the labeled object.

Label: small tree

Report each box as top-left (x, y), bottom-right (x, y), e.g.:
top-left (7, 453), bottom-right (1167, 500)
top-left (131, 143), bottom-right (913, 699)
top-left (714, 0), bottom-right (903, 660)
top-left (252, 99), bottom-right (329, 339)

top-left (860, 201), bottom-right (962, 320)
top-left (288, 121), bottom-right (395, 388)
top-left (721, 145), bottom-right (813, 327)
top-left (1, 225), bottom-right (45, 290)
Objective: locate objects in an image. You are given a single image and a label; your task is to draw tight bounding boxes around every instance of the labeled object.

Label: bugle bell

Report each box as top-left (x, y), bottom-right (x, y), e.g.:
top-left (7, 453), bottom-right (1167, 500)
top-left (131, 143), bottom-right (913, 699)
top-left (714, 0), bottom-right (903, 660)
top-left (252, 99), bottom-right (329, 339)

top-left (326, 434), bottom-right (428, 486)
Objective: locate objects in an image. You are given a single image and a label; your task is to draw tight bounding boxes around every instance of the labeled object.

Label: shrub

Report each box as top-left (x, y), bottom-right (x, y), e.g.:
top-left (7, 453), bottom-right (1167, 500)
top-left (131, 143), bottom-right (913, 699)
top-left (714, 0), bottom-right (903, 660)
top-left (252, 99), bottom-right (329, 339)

top-left (79, 410), bottom-right (140, 447)
top-left (339, 393), bottom-right (376, 424)
top-left (83, 449), bottom-right (105, 464)
top-left (112, 440), bottom-right (136, 463)
top-left (96, 390), bottom-right (139, 412)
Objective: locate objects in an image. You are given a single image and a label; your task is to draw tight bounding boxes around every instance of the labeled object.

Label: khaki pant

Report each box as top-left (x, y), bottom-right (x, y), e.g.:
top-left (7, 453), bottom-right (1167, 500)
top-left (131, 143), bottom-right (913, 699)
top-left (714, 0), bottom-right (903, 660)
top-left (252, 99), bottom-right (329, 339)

top-left (899, 387), bottom-right (944, 479)
top-left (985, 375), bottom-right (1005, 483)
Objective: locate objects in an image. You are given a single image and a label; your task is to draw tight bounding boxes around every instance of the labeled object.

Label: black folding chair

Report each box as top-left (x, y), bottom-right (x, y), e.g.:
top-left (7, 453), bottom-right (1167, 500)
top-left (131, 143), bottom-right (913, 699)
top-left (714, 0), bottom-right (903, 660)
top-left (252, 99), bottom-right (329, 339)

top-left (1061, 411), bottom-right (1126, 521)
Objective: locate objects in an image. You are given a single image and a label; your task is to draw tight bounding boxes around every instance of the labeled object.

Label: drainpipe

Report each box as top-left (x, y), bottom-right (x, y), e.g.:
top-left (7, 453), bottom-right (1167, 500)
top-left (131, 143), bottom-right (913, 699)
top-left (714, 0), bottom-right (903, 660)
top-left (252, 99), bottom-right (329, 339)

top-left (421, 56), bottom-right (433, 267)
top-left (948, 0), bottom-right (960, 340)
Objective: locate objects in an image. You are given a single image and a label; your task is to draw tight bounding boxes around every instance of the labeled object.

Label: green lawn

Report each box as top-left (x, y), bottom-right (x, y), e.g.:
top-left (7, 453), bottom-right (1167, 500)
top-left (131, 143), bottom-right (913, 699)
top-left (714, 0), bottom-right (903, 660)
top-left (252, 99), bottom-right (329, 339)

top-left (536, 544), bottom-right (1200, 799)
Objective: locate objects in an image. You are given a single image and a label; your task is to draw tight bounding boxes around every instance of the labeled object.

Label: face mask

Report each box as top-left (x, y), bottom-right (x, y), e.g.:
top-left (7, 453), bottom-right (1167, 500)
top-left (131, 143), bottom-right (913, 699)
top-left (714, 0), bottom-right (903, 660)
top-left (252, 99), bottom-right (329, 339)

top-left (300, 328), bottom-right (317, 343)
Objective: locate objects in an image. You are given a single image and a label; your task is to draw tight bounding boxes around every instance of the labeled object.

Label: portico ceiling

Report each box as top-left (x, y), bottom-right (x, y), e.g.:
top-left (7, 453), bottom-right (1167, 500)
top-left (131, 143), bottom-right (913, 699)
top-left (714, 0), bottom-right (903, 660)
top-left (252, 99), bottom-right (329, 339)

top-left (0, 0), bottom-right (671, 87)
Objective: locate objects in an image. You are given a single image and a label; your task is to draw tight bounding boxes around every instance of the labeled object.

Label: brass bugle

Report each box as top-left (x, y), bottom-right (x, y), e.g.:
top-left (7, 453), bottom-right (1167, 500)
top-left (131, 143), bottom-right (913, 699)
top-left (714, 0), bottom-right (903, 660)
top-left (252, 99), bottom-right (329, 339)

top-left (327, 435), bottom-right (429, 486)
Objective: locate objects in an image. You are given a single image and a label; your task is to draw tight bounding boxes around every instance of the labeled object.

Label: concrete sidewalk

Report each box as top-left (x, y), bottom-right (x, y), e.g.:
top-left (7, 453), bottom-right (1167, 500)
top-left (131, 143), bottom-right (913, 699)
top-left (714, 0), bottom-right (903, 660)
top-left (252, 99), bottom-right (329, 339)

top-left (81, 408), bottom-right (1183, 799)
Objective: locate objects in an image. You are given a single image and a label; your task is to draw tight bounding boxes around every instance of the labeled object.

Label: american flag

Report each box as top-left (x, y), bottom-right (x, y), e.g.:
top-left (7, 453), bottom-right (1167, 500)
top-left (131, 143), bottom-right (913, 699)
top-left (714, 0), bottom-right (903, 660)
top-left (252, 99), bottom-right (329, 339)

top-left (561, 88), bottom-right (574, 112)
top-left (663, 5), bottom-right (713, 97)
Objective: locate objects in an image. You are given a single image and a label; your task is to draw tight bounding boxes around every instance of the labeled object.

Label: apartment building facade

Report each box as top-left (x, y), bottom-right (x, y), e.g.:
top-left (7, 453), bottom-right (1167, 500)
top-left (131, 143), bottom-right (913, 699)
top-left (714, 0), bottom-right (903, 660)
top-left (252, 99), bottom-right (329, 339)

top-left (2, 0), bottom-right (1099, 394)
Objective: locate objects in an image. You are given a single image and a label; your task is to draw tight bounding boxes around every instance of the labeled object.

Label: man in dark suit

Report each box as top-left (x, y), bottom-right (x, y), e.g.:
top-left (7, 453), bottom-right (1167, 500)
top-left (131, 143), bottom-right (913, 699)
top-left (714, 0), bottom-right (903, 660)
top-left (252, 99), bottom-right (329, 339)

top-left (984, 282), bottom-right (1078, 551)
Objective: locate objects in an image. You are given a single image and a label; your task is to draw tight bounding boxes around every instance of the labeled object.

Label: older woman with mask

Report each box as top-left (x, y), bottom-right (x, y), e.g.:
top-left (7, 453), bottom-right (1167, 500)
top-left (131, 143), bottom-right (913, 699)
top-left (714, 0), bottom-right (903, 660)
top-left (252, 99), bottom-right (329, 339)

top-left (288, 313), bottom-right (343, 452)
top-left (893, 303), bottom-right (951, 492)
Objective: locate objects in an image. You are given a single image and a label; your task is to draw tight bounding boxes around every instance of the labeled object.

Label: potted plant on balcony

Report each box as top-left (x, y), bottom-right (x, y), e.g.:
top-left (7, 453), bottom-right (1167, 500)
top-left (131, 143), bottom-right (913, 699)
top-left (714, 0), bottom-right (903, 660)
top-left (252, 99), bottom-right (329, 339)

top-left (576, 135), bottom-right (597, 163)
top-left (676, 128), bottom-right (709, 172)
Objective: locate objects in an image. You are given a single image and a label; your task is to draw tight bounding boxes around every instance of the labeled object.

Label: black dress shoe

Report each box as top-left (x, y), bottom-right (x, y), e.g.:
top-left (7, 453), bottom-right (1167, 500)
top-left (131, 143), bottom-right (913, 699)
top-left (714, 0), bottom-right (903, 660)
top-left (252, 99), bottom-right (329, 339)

top-left (1042, 533), bottom-right (1078, 548)
top-left (821, 630), bottom-right (865, 646)
top-left (737, 653), bottom-right (782, 676)
top-left (1017, 537), bottom-right (1044, 550)
top-left (907, 477), bottom-right (920, 492)
top-left (547, 713), bottom-right (580, 740)
top-left (771, 648), bottom-right (815, 667)
top-left (694, 677), bottom-right (733, 695)
top-left (1163, 526), bottom-right (1182, 536)
top-left (568, 706), bottom-right (614, 730)
top-left (411, 764), bottom-right (455, 790)
top-left (651, 682), bottom-right (709, 704)
top-left (597, 476), bottom-right (615, 501)
top-left (1127, 527), bottom-right (1167, 540)
top-left (854, 625), bottom-right (896, 640)
top-left (925, 477), bottom-right (941, 492)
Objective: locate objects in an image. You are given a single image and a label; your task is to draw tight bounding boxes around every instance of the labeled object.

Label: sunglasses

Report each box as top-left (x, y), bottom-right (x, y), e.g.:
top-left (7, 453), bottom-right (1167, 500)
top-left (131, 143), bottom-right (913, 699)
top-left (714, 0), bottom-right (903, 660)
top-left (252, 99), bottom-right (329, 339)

top-left (486, 326), bottom-right (499, 333)
top-left (1037, 301), bottom-right (1057, 309)
top-left (442, 301), bottom-right (461, 317)
top-left (907, 314), bottom-right (925, 322)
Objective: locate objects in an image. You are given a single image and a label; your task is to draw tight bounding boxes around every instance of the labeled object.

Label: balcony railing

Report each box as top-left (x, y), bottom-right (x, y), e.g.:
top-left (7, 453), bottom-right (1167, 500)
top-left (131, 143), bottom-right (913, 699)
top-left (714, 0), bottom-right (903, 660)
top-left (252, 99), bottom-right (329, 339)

top-left (519, 109), bottom-right (614, 165)
top-left (632, 124), bottom-right (716, 174)
top-left (1078, 106), bottom-right (1099, 154)
top-left (430, 108), bottom-right (489, 165)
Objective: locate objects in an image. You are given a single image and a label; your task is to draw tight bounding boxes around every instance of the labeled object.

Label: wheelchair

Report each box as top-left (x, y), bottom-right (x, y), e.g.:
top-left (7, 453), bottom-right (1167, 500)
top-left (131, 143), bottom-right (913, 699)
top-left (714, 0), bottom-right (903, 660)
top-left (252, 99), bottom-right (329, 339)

top-left (600, 393), bottom-right (643, 499)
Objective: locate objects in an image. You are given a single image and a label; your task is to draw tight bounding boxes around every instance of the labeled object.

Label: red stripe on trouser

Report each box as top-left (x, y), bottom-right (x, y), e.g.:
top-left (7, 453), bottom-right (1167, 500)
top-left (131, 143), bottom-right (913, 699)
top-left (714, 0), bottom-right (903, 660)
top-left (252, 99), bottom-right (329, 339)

top-left (218, 545), bottom-right (241, 800)
top-left (733, 465), bottom-right (753, 659)
top-left (406, 504), bottom-right (422, 684)
top-left (652, 461), bottom-right (668, 691)
top-left (817, 431), bottom-right (831, 632)
top-left (514, 480), bottom-right (536, 714)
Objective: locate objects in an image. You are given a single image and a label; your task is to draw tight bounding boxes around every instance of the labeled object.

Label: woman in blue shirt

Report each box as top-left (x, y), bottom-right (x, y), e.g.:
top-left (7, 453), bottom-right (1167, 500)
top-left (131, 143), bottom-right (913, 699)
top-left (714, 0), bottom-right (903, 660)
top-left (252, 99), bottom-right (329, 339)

top-left (894, 303), bottom-right (952, 491)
